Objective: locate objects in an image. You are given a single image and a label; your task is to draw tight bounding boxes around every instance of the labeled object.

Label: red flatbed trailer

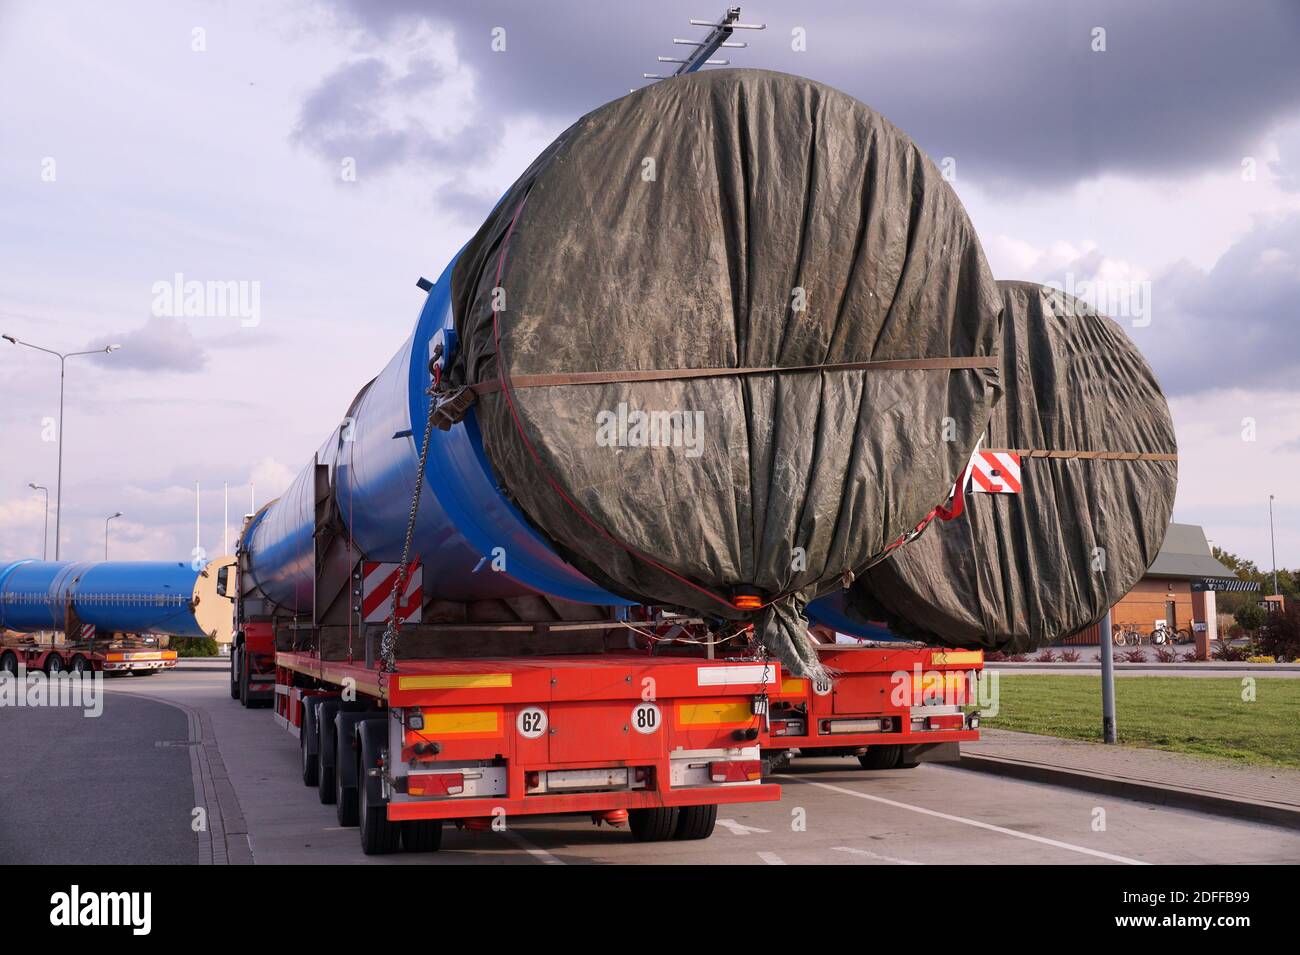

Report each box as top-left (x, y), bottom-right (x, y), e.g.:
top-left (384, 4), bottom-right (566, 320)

top-left (1, 637), bottom-right (177, 676)
top-left (266, 646), bottom-right (781, 852)
top-left (763, 643), bottom-right (982, 770)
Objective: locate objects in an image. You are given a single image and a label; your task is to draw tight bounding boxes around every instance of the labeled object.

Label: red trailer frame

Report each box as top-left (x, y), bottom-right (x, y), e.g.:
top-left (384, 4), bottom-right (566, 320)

top-left (763, 644), bottom-right (982, 769)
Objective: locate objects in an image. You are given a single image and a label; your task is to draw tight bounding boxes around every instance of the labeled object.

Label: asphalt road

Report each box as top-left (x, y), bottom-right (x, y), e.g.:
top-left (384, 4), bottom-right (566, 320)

top-left (0, 687), bottom-right (199, 864)
top-left (9, 669), bottom-right (1300, 865)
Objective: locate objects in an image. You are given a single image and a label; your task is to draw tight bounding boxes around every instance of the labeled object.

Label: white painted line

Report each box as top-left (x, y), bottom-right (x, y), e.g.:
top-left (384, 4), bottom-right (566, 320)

top-left (717, 818), bottom-right (771, 836)
top-left (502, 829), bottom-right (565, 865)
top-left (833, 845), bottom-right (923, 865)
top-left (757, 851), bottom-right (786, 865)
top-left (781, 776), bottom-right (1149, 865)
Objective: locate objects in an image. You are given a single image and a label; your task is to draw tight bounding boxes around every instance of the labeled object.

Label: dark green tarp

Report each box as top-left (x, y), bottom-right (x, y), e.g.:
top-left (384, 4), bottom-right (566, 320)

top-left (844, 281), bottom-right (1178, 651)
top-left (449, 69), bottom-right (1001, 676)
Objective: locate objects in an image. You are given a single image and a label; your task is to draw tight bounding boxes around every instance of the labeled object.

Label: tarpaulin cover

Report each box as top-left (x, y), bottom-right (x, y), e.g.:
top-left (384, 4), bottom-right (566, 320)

top-left (844, 281), bottom-right (1178, 651)
top-left (449, 69), bottom-right (1001, 677)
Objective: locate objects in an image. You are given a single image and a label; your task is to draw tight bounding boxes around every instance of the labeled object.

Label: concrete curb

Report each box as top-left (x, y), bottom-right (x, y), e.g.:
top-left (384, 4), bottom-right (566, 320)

top-left (958, 753), bottom-right (1300, 831)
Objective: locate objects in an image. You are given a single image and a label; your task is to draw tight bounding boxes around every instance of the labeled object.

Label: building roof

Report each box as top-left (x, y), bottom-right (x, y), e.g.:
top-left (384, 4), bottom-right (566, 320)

top-left (1147, 523), bottom-right (1241, 579)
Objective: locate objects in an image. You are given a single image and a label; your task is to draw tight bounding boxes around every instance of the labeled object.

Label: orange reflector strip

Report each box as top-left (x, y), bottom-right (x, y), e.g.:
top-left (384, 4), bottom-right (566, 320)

top-left (397, 673), bottom-right (512, 691)
top-left (734, 594), bottom-right (763, 610)
top-left (779, 678), bottom-right (807, 695)
top-left (405, 709), bottom-right (502, 742)
top-left (930, 650), bottom-right (982, 666)
top-left (677, 700), bottom-right (753, 726)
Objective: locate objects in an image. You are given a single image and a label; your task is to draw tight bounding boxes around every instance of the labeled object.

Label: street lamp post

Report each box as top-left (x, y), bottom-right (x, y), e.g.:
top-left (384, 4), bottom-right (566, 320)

top-left (1269, 495), bottom-right (1279, 596)
top-left (28, 482), bottom-right (49, 560)
top-left (3, 334), bottom-right (121, 559)
top-left (105, 511), bottom-right (122, 560)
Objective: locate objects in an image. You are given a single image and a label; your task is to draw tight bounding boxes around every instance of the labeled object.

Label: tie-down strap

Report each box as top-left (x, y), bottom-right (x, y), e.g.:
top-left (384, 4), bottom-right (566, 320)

top-left (468, 354), bottom-right (998, 396)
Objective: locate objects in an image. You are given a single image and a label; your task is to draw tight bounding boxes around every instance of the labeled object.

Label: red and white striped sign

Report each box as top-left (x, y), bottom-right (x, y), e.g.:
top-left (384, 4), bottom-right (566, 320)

top-left (79, 623), bottom-right (95, 641)
top-left (969, 451), bottom-right (1022, 494)
top-left (361, 561), bottom-right (423, 624)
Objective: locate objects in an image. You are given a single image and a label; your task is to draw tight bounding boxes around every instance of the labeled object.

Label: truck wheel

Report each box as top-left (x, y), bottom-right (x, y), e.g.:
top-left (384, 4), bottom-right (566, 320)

top-left (69, 655), bottom-right (88, 674)
top-left (335, 734), bottom-right (360, 827)
top-left (672, 804), bottom-right (717, 841)
top-left (358, 724), bottom-right (399, 855)
top-left (238, 652), bottom-right (250, 707)
top-left (300, 701), bottom-right (319, 786)
top-left (629, 807), bottom-right (679, 842)
top-left (401, 821), bottom-right (443, 853)
top-left (229, 647), bottom-right (241, 699)
top-left (44, 654), bottom-right (64, 675)
top-left (1, 652), bottom-right (17, 676)
top-left (316, 701), bottom-right (342, 804)
top-left (857, 745), bottom-right (902, 770)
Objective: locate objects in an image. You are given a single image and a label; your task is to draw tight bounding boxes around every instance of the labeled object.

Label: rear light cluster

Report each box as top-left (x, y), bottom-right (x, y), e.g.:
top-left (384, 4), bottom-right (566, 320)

top-left (709, 759), bottom-right (762, 783)
top-left (926, 713), bottom-right (964, 731)
top-left (407, 773), bottom-right (464, 797)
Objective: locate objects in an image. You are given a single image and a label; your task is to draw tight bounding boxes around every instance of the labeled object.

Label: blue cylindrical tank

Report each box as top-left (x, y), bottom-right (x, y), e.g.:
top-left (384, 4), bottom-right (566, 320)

top-left (242, 255), bottom-right (633, 612)
top-left (0, 559), bottom-right (219, 638)
top-left (806, 590), bottom-right (909, 642)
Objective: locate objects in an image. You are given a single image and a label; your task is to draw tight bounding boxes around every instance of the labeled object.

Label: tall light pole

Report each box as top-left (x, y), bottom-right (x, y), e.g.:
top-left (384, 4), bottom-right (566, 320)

top-left (1269, 494), bottom-right (1279, 596)
top-left (3, 335), bottom-right (122, 559)
top-left (105, 511), bottom-right (122, 559)
top-left (28, 483), bottom-right (49, 560)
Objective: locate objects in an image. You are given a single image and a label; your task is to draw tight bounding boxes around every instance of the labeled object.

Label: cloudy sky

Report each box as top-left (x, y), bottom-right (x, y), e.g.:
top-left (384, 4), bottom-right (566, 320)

top-left (1, 0), bottom-right (1297, 570)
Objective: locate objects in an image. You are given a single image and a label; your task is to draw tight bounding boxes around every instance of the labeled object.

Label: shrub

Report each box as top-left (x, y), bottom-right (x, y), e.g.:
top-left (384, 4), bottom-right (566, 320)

top-left (1004, 653), bottom-right (1028, 662)
top-left (1058, 649), bottom-right (1081, 662)
top-left (1178, 651), bottom-right (1198, 662)
top-left (171, 636), bottom-right (219, 657)
top-left (1257, 604), bottom-right (1300, 663)
top-left (1120, 648), bottom-right (1147, 663)
top-left (1235, 602), bottom-right (1268, 633)
top-left (1211, 640), bottom-right (1251, 662)
top-left (1153, 645), bottom-right (1177, 663)
top-left (1246, 655), bottom-right (1277, 664)
top-left (1034, 649), bottom-right (1058, 663)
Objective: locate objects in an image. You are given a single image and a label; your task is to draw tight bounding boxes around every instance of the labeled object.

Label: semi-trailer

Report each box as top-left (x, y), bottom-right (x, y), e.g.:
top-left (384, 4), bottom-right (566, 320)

top-left (0, 558), bottom-right (231, 675)
top-left (0, 632), bottom-right (177, 676)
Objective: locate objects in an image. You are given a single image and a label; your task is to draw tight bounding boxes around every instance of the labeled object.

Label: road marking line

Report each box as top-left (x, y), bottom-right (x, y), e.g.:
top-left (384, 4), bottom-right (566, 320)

top-left (833, 846), bottom-right (923, 865)
top-left (757, 851), bottom-right (786, 865)
top-left (780, 776), bottom-right (1149, 865)
top-left (502, 829), bottom-right (565, 865)
top-left (718, 818), bottom-right (771, 836)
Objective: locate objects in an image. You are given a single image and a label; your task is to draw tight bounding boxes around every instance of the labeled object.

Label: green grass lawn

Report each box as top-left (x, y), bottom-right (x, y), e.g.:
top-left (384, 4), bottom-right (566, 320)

top-left (979, 675), bottom-right (1300, 769)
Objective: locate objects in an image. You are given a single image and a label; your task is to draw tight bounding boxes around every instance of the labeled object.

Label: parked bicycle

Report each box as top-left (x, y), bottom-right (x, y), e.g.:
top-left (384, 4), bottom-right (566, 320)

top-left (1111, 624), bottom-right (1143, 646)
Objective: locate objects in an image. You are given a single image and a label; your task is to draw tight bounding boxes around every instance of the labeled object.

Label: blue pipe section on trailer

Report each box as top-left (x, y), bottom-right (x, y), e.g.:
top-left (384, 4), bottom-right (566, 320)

top-left (240, 254), bottom-right (633, 612)
top-left (0, 559), bottom-right (209, 638)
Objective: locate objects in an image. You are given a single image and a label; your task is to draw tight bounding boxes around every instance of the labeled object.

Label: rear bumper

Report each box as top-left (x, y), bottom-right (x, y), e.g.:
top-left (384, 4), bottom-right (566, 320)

top-left (386, 783), bottom-right (781, 821)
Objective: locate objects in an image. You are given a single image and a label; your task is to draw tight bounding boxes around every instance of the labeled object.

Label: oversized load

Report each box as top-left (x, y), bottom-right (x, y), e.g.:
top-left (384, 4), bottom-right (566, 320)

top-left (239, 69), bottom-right (1000, 677)
top-left (0, 558), bottom-right (231, 640)
top-left (818, 280), bottom-right (1178, 652)
top-left (444, 68), bottom-right (1001, 675)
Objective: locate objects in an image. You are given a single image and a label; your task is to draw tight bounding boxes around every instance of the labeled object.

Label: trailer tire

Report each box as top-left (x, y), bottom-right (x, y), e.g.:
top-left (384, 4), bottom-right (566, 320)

top-left (44, 653), bottom-right (64, 675)
top-left (1, 651), bottom-right (17, 676)
top-left (629, 807), bottom-right (679, 842)
top-left (316, 700), bottom-right (343, 804)
top-left (672, 804), bottom-right (717, 841)
top-left (857, 745), bottom-right (902, 770)
top-left (358, 722), bottom-right (399, 855)
top-left (68, 654), bottom-right (89, 674)
top-left (238, 651), bottom-right (250, 707)
top-left (229, 646), bottom-right (241, 699)
top-left (401, 820), bottom-right (443, 853)
top-left (333, 712), bottom-right (381, 827)
top-left (300, 700), bottom-right (320, 786)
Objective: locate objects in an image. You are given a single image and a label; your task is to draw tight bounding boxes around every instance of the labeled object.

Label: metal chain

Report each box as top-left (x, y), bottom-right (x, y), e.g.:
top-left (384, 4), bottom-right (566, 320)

top-left (379, 383), bottom-right (442, 674)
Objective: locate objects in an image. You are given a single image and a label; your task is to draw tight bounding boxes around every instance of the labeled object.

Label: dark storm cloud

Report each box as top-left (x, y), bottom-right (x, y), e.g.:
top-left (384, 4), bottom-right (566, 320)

top-left (313, 0), bottom-right (1300, 190)
top-left (1127, 212), bottom-right (1300, 396)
